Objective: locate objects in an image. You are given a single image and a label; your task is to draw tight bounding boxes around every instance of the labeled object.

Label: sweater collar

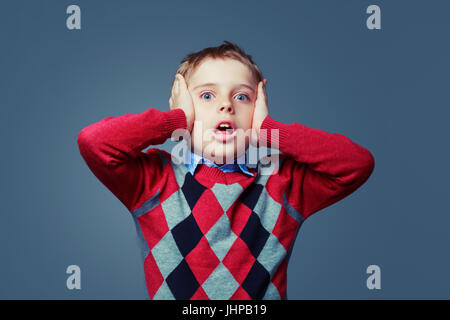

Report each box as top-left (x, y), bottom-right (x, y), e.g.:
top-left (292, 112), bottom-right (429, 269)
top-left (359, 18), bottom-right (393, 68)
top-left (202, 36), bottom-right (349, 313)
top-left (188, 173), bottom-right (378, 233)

top-left (185, 151), bottom-right (254, 177)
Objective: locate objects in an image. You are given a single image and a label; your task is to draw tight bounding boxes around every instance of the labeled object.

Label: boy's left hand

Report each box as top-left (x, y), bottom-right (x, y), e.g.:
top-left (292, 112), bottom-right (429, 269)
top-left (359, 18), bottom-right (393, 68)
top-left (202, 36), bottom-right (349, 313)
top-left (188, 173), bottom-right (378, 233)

top-left (251, 79), bottom-right (269, 145)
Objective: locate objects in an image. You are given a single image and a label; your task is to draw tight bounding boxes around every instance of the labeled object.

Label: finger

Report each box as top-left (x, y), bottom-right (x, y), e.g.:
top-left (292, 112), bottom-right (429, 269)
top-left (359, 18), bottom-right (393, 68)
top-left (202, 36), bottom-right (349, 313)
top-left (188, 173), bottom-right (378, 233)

top-left (176, 75), bottom-right (182, 94)
top-left (178, 74), bottom-right (188, 92)
top-left (172, 82), bottom-right (179, 97)
top-left (261, 80), bottom-right (267, 100)
top-left (254, 81), bottom-right (260, 103)
top-left (171, 76), bottom-right (177, 96)
top-left (257, 81), bottom-right (264, 100)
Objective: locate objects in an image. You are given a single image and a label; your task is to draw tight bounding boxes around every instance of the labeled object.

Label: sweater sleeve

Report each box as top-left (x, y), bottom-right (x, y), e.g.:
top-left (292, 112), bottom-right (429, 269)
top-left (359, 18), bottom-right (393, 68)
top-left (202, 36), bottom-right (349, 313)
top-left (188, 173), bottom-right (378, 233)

top-left (77, 107), bottom-right (187, 210)
top-left (260, 115), bottom-right (375, 219)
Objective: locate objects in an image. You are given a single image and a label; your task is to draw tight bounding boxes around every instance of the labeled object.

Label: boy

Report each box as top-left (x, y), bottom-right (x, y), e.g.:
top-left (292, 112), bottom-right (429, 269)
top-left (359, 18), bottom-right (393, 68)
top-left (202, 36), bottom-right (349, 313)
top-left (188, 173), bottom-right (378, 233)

top-left (77, 41), bottom-right (374, 300)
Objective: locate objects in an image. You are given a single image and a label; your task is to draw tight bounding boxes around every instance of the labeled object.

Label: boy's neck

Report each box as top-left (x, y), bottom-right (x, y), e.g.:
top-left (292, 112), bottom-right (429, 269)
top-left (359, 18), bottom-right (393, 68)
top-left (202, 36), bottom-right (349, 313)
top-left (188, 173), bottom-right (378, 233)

top-left (189, 150), bottom-right (247, 166)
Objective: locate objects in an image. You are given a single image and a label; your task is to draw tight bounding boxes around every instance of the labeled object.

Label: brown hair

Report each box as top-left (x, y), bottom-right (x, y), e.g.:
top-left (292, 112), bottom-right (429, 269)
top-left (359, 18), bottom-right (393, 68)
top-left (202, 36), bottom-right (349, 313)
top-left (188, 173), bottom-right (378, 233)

top-left (174, 41), bottom-right (264, 85)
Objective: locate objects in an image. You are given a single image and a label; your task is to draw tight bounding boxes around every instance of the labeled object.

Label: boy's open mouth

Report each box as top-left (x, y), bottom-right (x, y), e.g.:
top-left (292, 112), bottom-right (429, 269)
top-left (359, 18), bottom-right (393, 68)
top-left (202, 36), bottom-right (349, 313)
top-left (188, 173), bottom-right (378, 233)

top-left (214, 120), bottom-right (237, 143)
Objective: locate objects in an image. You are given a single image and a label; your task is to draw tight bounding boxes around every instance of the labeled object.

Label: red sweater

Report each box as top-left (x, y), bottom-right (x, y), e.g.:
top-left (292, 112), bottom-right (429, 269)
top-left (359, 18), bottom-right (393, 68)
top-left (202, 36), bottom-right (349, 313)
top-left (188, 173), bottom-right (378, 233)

top-left (77, 108), bottom-right (374, 300)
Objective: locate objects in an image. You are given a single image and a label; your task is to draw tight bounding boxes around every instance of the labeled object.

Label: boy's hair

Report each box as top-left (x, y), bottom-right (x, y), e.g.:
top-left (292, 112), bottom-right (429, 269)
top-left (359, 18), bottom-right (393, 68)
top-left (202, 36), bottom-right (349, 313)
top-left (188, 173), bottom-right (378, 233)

top-left (175, 41), bottom-right (264, 84)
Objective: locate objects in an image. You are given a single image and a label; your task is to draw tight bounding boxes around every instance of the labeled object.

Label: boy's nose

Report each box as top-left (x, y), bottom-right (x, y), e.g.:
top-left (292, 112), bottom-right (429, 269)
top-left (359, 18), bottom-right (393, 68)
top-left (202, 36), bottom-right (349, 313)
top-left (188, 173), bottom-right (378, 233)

top-left (218, 104), bottom-right (235, 114)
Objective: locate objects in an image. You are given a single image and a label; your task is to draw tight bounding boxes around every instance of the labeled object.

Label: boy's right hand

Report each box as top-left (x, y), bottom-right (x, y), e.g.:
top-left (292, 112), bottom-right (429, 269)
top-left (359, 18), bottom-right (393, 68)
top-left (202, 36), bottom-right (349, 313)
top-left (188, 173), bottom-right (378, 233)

top-left (169, 74), bottom-right (195, 132)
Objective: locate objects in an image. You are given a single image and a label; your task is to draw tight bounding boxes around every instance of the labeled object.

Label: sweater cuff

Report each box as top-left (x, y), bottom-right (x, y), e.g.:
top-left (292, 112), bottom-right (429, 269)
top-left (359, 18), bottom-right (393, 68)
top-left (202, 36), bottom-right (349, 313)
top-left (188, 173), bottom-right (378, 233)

top-left (162, 108), bottom-right (188, 134)
top-left (259, 115), bottom-right (290, 150)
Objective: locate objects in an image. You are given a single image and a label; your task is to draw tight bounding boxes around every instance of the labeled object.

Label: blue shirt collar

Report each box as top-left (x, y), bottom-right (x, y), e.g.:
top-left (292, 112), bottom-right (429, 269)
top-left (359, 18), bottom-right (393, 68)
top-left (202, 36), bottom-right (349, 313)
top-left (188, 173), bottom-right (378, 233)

top-left (185, 151), bottom-right (254, 177)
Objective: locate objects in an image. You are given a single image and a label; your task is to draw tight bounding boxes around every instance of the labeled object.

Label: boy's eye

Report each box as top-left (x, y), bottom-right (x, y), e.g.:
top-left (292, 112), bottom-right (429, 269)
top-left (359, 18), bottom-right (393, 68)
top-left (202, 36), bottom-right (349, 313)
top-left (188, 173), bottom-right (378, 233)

top-left (201, 92), bottom-right (214, 100)
top-left (200, 92), bottom-right (250, 101)
top-left (235, 94), bottom-right (249, 101)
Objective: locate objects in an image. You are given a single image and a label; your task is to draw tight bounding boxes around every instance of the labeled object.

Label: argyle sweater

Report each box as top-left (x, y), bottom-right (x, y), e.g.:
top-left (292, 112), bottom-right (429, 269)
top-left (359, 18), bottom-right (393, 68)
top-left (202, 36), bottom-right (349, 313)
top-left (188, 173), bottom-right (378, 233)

top-left (77, 108), bottom-right (374, 300)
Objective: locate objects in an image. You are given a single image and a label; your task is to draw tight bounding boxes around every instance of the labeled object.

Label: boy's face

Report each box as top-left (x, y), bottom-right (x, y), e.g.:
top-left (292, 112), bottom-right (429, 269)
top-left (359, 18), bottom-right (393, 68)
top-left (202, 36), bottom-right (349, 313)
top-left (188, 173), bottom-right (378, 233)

top-left (186, 57), bottom-right (257, 165)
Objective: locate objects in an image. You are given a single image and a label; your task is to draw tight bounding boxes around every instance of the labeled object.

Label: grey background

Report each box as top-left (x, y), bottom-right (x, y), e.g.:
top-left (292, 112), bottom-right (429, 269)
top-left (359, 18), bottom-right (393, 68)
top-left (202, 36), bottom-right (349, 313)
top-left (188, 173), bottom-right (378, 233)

top-left (1, 0), bottom-right (449, 299)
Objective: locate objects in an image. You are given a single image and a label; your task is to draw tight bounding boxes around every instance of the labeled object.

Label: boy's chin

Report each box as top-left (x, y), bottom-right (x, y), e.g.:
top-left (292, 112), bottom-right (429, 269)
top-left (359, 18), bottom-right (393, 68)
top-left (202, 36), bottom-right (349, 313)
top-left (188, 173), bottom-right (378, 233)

top-left (203, 142), bottom-right (248, 165)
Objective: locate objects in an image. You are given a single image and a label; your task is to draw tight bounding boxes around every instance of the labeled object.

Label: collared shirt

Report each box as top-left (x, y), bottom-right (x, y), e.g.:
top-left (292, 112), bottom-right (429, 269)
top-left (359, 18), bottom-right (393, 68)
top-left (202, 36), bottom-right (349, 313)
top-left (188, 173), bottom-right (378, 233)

top-left (185, 151), bottom-right (254, 177)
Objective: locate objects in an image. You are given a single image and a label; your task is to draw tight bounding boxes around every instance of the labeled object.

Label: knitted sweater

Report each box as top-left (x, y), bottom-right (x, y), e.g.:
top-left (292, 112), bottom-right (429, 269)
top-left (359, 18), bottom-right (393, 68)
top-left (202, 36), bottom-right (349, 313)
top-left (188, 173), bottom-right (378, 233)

top-left (77, 108), bottom-right (374, 300)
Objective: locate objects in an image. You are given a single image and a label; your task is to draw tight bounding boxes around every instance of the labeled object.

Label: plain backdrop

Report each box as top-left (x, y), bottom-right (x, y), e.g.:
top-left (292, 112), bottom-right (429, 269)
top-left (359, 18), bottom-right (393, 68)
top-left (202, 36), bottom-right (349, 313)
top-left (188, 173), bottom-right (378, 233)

top-left (1, 0), bottom-right (449, 299)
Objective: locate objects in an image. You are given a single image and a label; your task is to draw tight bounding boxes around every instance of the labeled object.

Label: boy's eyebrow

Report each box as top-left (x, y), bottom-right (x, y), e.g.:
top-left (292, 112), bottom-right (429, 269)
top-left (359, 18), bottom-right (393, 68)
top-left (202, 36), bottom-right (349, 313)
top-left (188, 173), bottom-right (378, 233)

top-left (192, 82), bottom-right (255, 92)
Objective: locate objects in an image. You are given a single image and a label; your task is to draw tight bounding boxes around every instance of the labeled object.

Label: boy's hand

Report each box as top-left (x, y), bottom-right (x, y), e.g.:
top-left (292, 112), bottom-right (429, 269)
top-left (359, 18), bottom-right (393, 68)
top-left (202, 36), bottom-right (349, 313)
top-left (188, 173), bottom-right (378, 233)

top-left (251, 79), bottom-right (269, 145)
top-left (169, 74), bottom-right (195, 132)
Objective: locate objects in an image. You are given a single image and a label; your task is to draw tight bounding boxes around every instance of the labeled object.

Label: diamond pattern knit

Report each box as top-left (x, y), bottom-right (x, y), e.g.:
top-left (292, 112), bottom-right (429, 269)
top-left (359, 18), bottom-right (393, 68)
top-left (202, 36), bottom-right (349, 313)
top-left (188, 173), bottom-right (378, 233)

top-left (77, 107), bottom-right (374, 300)
top-left (132, 154), bottom-right (295, 300)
